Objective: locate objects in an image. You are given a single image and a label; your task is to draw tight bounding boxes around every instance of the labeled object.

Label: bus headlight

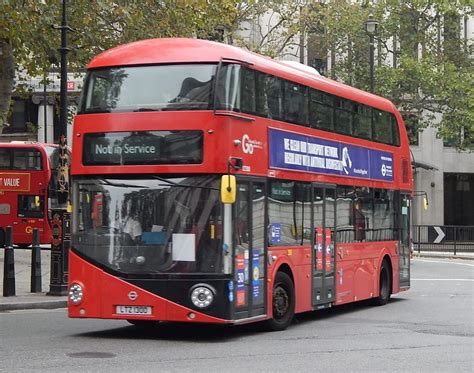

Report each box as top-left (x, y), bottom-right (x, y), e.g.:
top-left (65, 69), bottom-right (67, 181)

top-left (68, 283), bottom-right (84, 305)
top-left (190, 284), bottom-right (215, 309)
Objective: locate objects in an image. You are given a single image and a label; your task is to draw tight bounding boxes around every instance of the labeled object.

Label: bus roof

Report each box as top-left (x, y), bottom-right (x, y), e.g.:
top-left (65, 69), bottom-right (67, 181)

top-left (88, 38), bottom-right (396, 113)
top-left (0, 142), bottom-right (56, 149)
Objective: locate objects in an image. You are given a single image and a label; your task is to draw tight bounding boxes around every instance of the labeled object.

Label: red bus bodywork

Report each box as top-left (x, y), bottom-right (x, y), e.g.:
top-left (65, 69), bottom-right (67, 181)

top-left (69, 38), bottom-right (413, 328)
top-left (0, 142), bottom-right (56, 247)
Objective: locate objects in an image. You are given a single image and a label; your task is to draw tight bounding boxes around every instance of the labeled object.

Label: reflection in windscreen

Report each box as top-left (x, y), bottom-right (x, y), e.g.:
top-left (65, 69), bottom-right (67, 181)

top-left (82, 64), bottom-right (216, 113)
top-left (72, 176), bottom-right (223, 274)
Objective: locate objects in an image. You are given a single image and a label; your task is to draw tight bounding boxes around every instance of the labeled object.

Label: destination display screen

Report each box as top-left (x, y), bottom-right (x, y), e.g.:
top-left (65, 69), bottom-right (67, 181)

top-left (83, 131), bottom-right (203, 165)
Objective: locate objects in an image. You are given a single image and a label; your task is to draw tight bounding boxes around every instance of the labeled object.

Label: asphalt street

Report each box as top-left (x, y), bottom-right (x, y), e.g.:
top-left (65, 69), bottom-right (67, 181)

top-left (0, 257), bottom-right (473, 372)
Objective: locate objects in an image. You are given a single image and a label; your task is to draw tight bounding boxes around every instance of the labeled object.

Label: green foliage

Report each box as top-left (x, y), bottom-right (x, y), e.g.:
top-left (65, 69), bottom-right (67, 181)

top-left (233, 0), bottom-right (472, 149)
top-left (0, 0), bottom-right (471, 149)
top-left (309, 0), bottom-right (473, 149)
top-left (0, 0), bottom-right (239, 131)
top-left (26, 121), bottom-right (37, 134)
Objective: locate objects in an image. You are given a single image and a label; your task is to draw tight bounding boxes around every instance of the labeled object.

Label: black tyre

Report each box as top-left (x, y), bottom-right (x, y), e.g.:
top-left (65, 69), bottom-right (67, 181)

top-left (264, 271), bottom-right (295, 331)
top-left (372, 259), bottom-right (391, 306)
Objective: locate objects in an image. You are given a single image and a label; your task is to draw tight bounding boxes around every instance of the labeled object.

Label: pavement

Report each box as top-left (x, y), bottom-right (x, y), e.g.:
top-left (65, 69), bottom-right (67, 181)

top-left (1, 246), bottom-right (473, 312)
top-left (0, 247), bottom-right (67, 312)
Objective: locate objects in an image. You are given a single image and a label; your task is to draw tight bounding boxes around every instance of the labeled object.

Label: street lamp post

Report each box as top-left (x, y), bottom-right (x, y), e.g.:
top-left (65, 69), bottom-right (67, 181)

top-left (48, 0), bottom-right (73, 296)
top-left (365, 13), bottom-right (379, 93)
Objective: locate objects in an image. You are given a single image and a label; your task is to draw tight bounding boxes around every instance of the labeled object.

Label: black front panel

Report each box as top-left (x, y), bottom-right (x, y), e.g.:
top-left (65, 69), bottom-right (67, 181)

top-left (125, 278), bottom-right (232, 320)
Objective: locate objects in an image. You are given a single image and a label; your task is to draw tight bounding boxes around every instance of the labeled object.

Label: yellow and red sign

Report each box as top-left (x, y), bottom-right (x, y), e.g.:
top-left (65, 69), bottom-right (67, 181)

top-left (0, 173), bottom-right (31, 192)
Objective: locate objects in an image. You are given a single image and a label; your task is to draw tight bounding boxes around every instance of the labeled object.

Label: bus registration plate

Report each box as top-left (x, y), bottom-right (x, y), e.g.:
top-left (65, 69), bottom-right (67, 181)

top-left (116, 305), bottom-right (152, 315)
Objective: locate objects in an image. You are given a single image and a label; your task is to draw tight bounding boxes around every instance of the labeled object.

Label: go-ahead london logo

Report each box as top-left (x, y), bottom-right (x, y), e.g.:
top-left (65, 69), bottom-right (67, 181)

top-left (242, 134), bottom-right (263, 154)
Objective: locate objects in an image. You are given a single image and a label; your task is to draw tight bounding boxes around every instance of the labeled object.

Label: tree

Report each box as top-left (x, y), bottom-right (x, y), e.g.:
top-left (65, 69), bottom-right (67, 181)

top-left (230, 1), bottom-right (309, 59)
top-left (233, 0), bottom-right (473, 149)
top-left (0, 0), bottom-right (238, 133)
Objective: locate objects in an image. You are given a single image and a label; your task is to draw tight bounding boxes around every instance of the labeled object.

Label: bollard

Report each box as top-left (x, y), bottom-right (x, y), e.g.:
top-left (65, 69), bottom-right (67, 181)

top-left (3, 226), bottom-right (15, 297)
top-left (31, 228), bottom-right (42, 293)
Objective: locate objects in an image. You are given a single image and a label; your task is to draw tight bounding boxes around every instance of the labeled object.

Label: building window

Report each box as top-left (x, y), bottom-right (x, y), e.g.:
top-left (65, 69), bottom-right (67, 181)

top-left (444, 173), bottom-right (474, 225)
top-left (3, 97), bottom-right (39, 134)
top-left (443, 126), bottom-right (473, 149)
top-left (444, 12), bottom-right (461, 63)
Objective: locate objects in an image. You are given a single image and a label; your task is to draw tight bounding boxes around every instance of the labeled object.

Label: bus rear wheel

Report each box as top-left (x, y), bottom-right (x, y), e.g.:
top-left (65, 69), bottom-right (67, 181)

top-left (265, 271), bottom-right (295, 331)
top-left (372, 259), bottom-right (391, 306)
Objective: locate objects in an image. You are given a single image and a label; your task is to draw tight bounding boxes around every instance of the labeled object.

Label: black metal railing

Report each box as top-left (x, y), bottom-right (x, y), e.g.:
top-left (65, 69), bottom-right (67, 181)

top-left (413, 225), bottom-right (474, 255)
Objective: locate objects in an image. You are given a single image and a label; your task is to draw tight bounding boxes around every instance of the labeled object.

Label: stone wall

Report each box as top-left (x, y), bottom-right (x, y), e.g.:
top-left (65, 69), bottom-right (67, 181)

top-left (0, 133), bottom-right (37, 143)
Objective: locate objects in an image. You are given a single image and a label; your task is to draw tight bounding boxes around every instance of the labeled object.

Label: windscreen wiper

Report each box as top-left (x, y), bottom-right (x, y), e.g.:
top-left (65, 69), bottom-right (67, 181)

top-left (97, 178), bottom-right (149, 189)
top-left (151, 176), bottom-right (218, 191)
top-left (133, 107), bottom-right (161, 112)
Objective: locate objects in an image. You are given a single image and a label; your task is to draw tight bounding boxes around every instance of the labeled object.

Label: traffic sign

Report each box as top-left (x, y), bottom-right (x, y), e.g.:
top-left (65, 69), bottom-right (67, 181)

top-left (428, 226), bottom-right (446, 244)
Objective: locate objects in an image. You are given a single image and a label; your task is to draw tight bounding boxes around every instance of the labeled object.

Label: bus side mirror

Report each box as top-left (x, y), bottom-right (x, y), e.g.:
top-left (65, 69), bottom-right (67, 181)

top-left (221, 175), bottom-right (236, 204)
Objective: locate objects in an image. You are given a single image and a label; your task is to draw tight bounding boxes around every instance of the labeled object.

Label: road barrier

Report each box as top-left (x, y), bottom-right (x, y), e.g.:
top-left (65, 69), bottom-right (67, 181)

top-left (31, 228), bottom-right (42, 293)
top-left (413, 225), bottom-right (474, 255)
top-left (3, 226), bottom-right (15, 296)
top-left (2, 227), bottom-right (44, 296)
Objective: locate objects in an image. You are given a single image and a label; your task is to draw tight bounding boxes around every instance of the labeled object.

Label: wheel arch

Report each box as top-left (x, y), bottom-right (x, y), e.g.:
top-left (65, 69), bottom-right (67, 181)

top-left (276, 263), bottom-right (294, 284)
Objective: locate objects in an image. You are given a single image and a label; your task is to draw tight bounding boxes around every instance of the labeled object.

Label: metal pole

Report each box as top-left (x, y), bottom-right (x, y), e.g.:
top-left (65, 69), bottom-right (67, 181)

top-left (418, 225), bottom-right (421, 254)
top-left (453, 227), bottom-right (457, 256)
top-left (43, 72), bottom-right (48, 143)
top-left (59, 0), bottom-right (69, 140)
top-left (48, 0), bottom-right (71, 296)
top-left (369, 34), bottom-right (375, 93)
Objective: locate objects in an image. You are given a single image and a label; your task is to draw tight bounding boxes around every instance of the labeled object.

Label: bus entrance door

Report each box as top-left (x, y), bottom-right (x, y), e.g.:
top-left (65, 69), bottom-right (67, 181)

top-left (233, 181), bottom-right (266, 320)
top-left (312, 186), bottom-right (336, 306)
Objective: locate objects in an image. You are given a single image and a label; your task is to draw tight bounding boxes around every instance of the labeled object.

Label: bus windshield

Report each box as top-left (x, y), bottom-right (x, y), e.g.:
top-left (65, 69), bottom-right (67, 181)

top-left (72, 176), bottom-right (224, 275)
top-left (82, 64), bottom-right (217, 113)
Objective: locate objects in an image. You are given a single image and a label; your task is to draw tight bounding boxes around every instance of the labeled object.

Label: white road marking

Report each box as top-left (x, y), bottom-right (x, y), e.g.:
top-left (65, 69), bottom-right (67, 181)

top-left (411, 278), bottom-right (474, 281)
top-left (413, 258), bottom-right (474, 267)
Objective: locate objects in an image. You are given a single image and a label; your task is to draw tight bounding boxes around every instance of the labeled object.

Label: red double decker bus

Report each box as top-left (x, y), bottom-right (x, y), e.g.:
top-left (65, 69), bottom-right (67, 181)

top-left (68, 38), bottom-right (412, 330)
top-left (0, 142), bottom-right (68, 247)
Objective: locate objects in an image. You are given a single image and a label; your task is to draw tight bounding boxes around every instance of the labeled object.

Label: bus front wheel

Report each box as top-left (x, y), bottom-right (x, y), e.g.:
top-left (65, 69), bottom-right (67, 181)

top-left (265, 271), bottom-right (295, 331)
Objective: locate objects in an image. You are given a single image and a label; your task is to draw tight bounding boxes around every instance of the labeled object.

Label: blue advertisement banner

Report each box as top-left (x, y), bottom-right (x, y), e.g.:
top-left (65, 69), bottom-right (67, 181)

top-left (269, 128), bottom-right (394, 182)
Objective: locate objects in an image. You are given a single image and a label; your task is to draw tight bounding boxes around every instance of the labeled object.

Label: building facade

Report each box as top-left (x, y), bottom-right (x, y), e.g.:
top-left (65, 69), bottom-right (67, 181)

top-left (0, 72), bottom-right (83, 146)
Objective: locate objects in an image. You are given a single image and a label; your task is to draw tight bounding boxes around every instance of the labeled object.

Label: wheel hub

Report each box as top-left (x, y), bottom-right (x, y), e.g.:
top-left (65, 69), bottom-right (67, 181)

top-left (273, 286), bottom-right (289, 318)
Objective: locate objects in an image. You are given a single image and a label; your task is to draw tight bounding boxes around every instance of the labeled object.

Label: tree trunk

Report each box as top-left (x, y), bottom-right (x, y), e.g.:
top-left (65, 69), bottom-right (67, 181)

top-left (0, 39), bottom-right (15, 132)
